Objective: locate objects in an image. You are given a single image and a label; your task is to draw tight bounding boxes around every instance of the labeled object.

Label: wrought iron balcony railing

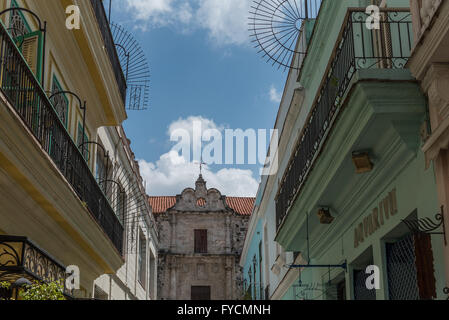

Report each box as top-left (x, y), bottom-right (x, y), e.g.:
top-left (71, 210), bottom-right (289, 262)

top-left (0, 22), bottom-right (124, 255)
top-left (275, 8), bottom-right (413, 230)
top-left (90, 0), bottom-right (127, 105)
top-left (0, 235), bottom-right (71, 297)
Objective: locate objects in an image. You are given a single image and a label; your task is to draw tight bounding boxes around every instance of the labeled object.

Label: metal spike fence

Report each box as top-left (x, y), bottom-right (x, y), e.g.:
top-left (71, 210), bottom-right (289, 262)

top-left (110, 22), bottom-right (150, 111)
top-left (249, 0), bottom-right (321, 71)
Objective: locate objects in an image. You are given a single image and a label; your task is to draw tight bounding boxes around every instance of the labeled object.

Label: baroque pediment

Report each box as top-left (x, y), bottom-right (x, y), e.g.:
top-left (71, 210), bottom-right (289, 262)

top-left (172, 175), bottom-right (228, 212)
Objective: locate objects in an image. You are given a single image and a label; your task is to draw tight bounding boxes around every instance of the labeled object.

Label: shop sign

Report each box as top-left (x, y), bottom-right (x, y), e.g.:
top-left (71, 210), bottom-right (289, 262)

top-left (354, 189), bottom-right (398, 248)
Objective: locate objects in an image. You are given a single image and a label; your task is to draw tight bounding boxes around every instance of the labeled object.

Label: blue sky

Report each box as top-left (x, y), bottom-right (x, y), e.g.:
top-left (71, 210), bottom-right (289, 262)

top-left (111, 0), bottom-right (287, 196)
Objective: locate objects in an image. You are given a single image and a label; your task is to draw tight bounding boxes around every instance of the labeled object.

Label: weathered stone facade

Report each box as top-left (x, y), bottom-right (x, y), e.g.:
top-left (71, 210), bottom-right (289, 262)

top-left (152, 175), bottom-right (252, 300)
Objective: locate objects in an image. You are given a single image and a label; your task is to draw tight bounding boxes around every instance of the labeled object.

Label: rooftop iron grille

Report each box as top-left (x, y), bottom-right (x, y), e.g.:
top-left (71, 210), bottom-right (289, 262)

top-left (249, 0), bottom-right (322, 71)
top-left (0, 22), bottom-right (124, 255)
top-left (90, 0), bottom-right (127, 105)
top-left (110, 22), bottom-right (150, 111)
top-left (275, 8), bottom-right (413, 230)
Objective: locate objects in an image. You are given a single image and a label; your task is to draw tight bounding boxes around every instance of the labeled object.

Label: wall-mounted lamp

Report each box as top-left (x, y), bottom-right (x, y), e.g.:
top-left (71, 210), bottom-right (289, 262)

top-left (352, 151), bottom-right (373, 174)
top-left (317, 207), bottom-right (334, 224)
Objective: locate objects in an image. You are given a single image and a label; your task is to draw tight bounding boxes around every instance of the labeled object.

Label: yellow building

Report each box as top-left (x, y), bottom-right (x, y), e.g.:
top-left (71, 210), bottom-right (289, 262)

top-left (0, 0), bottom-right (155, 299)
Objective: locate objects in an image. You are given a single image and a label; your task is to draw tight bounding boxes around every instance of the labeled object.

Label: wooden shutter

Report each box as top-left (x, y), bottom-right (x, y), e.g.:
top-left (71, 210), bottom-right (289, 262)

top-left (194, 230), bottom-right (207, 253)
top-left (21, 35), bottom-right (39, 75)
top-left (413, 233), bottom-right (437, 299)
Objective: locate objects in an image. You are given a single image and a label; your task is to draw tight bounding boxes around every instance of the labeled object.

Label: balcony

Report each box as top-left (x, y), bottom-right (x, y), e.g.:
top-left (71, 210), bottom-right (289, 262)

top-left (0, 22), bottom-right (124, 255)
top-left (275, 8), bottom-right (413, 230)
top-left (0, 235), bottom-right (71, 298)
top-left (90, 0), bottom-right (127, 105)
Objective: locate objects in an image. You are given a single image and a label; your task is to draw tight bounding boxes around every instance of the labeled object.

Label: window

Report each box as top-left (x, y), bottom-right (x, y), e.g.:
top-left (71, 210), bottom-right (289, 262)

top-left (93, 285), bottom-right (108, 300)
top-left (50, 76), bottom-right (69, 127)
top-left (194, 229), bottom-right (207, 253)
top-left (149, 251), bottom-right (156, 300)
top-left (386, 233), bottom-right (436, 300)
top-left (115, 185), bottom-right (126, 224)
top-left (95, 147), bottom-right (107, 183)
top-left (138, 232), bottom-right (146, 289)
top-left (248, 267), bottom-right (252, 299)
top-left (337, 280), bottom-right (346, 300)
top-left (77, 122), bottom-right (88, 160)
top-left (191, 286), bottom-right (211, 300)
top-left (9, 0), bottom-right (44, 80)
top-left (252, 255), bottom-right (257, 299)
top-left (95, 141), bottom-right (112, 198)
top-left (9, 0), bottom-right (31, 37)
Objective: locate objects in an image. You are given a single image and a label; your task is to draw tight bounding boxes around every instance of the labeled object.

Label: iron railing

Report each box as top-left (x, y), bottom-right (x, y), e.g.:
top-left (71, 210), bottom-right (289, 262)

top-left (0, 22), bottom-right (124, 255)
top-left (275, 8), bottom-right (413, 230)
top-left (90, 0), bottom-right (127, 104)
top-left (0, 235), bottom-right (71, 297)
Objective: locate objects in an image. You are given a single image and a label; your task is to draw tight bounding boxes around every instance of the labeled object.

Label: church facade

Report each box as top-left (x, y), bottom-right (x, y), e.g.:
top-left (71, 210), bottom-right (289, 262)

top-left (149, 175), bottom-right (254, 300)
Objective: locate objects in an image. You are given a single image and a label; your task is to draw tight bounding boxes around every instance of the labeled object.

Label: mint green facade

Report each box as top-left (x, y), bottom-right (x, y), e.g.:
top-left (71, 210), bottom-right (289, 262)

top-left (273, 0), bottom-right (446, 300)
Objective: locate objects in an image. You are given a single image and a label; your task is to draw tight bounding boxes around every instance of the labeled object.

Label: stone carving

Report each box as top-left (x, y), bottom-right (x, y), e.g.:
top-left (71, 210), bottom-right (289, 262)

top-left (172, 175), bottom-right (228, 212)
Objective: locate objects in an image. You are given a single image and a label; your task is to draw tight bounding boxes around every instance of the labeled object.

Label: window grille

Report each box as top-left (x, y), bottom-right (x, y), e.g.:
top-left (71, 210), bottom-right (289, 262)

top-left (386, 235), bottom-right (420, 300)
top-left (353, 269), bottom-right (376, 300)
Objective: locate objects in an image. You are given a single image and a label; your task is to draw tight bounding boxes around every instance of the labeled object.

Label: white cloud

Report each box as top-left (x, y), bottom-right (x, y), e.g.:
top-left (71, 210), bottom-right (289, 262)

top-left (139, 151), bottom-right (258, 196)
top-left (139, 116), bottom-right (259, 196)
top-left (196, 0), bottom-right (251, 45)
top-left (168, 115), bottom-right (224, 137)
top-left (269, 85), bottom-right (282, 103)
top-left (125, 0), bottom-right (174, 24)
top-left (123, 0), bottom-right (251, 46)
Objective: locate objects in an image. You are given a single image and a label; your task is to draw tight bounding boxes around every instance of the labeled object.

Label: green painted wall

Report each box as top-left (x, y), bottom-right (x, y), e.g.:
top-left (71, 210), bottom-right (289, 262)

top-left (276, 0), bottom-right (445, 300)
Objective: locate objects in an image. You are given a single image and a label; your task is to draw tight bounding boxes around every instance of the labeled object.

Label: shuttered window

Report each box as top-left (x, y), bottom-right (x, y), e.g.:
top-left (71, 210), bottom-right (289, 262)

top-left (77, 122), bottom-right (89, 160)
top-left (138, 232), bottom-right (147, 289)
top-left (21, 35), bottom-right (39, 74)
top-left (50, 76), bottom-right (69, 128)
top-left (9, 1), bottom-right (44, 80)
top-left (413, 233), bottom-right (437, 299)
top-left (194, 229), bottom-right (207, 253)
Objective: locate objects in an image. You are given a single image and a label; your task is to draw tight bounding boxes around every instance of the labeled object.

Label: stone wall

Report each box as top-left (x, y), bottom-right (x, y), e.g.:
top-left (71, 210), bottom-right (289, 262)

top-left (156, 211), bottom-right (249, 300)
top-left (155, 175), bottom-right (250, 300)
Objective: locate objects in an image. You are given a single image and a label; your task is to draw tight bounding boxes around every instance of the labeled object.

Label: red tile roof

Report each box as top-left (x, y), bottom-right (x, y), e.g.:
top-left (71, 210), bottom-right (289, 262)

top-left (225, 197), bottom-right (255, 216)
top-left (149, 196), bottom-right (254, 216)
